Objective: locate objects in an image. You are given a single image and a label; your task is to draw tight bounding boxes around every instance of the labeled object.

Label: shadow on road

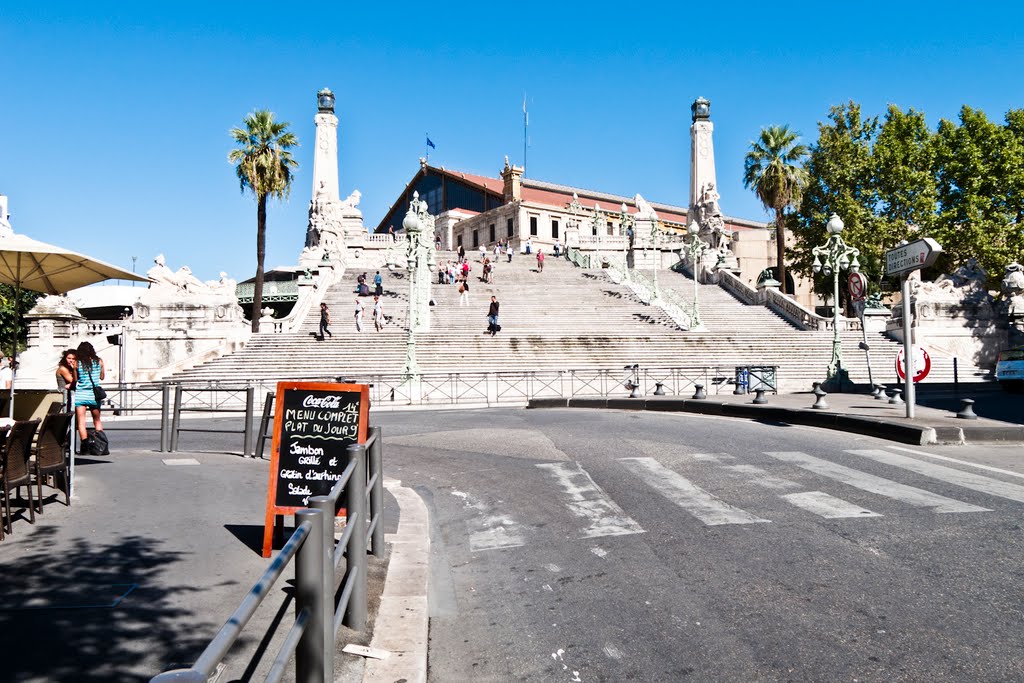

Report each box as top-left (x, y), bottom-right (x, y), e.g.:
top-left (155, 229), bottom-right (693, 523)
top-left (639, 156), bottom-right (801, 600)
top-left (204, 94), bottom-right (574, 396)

top-left (0, 527), bottom-right (210, 681)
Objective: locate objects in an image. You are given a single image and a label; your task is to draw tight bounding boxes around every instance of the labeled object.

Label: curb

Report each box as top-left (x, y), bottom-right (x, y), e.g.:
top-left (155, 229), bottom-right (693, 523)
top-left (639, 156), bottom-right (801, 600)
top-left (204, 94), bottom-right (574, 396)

top-left (527, 397), bottom-right (1024, 446)
top-left (362, 479), bottom-right (430, 683)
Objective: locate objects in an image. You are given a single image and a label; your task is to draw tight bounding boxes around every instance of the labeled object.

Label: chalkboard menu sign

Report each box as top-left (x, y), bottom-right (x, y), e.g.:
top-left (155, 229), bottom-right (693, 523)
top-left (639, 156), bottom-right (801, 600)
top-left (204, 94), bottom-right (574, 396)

top-left (262, 381), bottom-right (369, 557)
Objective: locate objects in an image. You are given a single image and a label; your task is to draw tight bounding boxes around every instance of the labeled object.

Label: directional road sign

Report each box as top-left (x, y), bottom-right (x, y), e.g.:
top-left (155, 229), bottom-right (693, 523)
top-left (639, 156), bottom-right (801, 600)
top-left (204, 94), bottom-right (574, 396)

top-left (885, 238), bottom-right (943, 277)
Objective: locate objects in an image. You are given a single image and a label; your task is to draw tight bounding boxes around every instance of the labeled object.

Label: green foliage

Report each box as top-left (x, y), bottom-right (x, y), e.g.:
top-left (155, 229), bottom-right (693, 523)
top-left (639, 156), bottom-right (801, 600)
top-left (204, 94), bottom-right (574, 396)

top-left (792, 101), bottom-right (1024, 300)
top-left (0, 285), bottom-right (41, 355)
top-left (932, 106), bottom-right (1024, 280)
top-left (228, 110), bottom-right (299, 332)
top-left (743, 125), bottom-right (809, 294)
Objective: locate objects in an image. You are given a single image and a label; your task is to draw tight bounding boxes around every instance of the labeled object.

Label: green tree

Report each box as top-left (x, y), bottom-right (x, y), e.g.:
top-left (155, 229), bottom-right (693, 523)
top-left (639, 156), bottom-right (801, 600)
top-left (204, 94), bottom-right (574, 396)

top-left (229, 110), bottom-right (299, 332)
top-left (743, 125), bottom-right (809, 295)
top-left (0, 285), bottom-right (41, 355)
top-left (932, 106), bottom-right (1024, 281)
top-left (792, 103), bottom-right (937, 305)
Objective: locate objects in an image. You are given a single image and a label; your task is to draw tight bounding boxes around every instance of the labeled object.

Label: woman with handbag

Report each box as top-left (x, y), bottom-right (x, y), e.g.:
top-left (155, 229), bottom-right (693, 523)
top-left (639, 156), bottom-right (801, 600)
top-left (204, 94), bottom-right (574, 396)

top-left (74, 341), bottom-right (106, 453)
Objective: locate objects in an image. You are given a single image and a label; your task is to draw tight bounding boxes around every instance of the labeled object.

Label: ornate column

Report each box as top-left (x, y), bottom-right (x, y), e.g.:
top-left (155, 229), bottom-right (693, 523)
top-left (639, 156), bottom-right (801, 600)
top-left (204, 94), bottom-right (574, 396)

top-left (688, 97), bottom-right (716, 219)
top-left (312, 88), bottom-right (340, 202)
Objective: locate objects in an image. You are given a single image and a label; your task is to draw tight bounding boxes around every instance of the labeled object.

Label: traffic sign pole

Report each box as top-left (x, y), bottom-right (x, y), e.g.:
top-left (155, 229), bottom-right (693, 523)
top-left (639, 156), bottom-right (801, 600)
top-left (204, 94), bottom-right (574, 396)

top-left (901, 274), bottom-right (915, 418)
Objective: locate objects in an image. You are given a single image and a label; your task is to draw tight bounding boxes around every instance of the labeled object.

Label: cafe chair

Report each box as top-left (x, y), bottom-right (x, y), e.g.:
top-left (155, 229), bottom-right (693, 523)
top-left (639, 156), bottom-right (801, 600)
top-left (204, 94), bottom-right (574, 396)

top-left (32, 412), bottom-right (73, 508)
top-left (0, 419), bottom-right (41, 536)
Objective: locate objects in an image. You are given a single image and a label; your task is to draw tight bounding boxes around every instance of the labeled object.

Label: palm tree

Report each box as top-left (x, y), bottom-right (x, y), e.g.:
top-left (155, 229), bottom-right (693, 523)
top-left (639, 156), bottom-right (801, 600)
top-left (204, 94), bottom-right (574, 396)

top-left (229, 110), bottom-right (299, 332)
top-left (743, 125), bottom-right (809, 295)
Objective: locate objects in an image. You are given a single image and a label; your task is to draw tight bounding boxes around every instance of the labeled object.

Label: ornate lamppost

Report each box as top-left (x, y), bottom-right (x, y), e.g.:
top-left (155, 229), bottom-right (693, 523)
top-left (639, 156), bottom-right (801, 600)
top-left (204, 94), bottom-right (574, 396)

top-left (592, 203), bottom-right (605, 255)
top-left (685, 220), bottom-right (708, 329)
top-left (812, 212), bottom-right (860, 381)
top-left (401, 191), bottom-right (431, 376)
top-left (650, 217), bottom-right (661, 300)
top-left (619, 203), bottom-right (634, 279)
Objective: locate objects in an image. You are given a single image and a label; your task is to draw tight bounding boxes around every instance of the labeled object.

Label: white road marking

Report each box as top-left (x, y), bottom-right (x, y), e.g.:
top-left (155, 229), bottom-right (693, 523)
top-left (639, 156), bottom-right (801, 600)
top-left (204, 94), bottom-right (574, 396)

top-left (620, 457), bottom-right (770, 526)
top-left (764, 451), bottom-right (990, 514)
top-left (536, 462), bottom-right (645, 538)
top-left (451, 490), bottom-right (527, 552)
top-left (690, 453), bottom-right (737, 463)
top-left (781, 491), bottom-right (882, 519)
top-left (603, 644), bottom-right (624, 660)
top-left (847, 449), bottom-right (1024, 504)
top-left (590, 547), bottom-right (608, 558)
top-left (889, 445), bottom-right (1024, 480)
top-left (162, 458), bottom-right (200, 466)
top-left (545, 563), bottom-right (562, 572)
top-left (720, 464), bottom-right (801, 490)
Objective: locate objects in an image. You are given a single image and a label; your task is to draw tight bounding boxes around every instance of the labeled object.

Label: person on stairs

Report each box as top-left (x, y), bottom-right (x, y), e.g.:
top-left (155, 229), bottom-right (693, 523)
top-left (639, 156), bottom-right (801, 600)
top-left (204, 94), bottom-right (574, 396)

top-left (487, 296), bottom-right (500, 336)
top-left (459, 278), bottom-right (470, 306)
top-left (374, 271), bottom-right (383, 296)
top-left (354, 299), bottom-right (364, 332)
top-left (537, 249), bottom-right (545, 273)
top-left (319, 303), bottom-right (332, 340)
top-left (373, 296), bottom-right (385, 332)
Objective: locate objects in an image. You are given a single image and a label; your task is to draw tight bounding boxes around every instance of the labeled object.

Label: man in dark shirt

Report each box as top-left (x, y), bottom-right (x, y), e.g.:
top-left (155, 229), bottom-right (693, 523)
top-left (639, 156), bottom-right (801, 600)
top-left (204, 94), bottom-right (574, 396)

top-left (487, 296), bottom-right (500, 336)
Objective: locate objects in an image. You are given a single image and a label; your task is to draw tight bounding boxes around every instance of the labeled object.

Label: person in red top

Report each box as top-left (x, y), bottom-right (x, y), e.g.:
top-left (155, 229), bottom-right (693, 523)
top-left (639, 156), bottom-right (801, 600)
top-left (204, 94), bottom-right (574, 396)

top-left (537, 249), bottom-right (545, 273)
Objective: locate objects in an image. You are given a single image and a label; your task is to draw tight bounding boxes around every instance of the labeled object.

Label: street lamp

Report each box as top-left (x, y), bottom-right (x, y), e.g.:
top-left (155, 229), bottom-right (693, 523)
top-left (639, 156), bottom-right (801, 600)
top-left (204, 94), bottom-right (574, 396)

top-left (812, 212), bottom-right (860, 381)
top-left (650, 217), bottom-right (661, 300)
top-left (402, 192), bottom-right (428, 376)
top-left (619, 202), bottom-right (634, 279)
top-left (685, 220), bottom-right (708, 329)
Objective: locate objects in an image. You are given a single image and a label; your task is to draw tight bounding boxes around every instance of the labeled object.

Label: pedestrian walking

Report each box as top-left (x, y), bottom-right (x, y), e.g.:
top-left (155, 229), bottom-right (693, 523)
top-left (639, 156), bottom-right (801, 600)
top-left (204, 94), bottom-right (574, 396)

top-left (374, 270), bottom-right (383, 296)
top-left (373, 296), bottom-right (385, 332)
top-left (506, 242), bottom-right (513, 263)
top-left (487, 296), bottom-right (500, 336)
top-left (458, 244), bottom-right (466, 262)
top-left (354, 299), bottom-right (364, 332)
top-left (537, 249), bottom-right (545, 273)
top-left (319, 302), bottom-right (332, 340)
top-left (479, 244), bottom-right (487, 262)
top-left (459, 279), bottom-right (470, 306)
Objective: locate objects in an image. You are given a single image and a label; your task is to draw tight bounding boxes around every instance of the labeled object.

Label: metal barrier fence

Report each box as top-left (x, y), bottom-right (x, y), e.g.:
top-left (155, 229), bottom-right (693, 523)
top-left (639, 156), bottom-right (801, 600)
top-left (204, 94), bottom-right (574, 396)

top-left (150, 428), bottom-right (385, 683)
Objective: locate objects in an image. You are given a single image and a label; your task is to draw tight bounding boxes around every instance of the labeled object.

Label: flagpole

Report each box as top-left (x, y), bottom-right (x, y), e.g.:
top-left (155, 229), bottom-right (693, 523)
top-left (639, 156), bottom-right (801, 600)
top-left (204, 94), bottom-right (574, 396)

top-left (425, 133), bottom-right (429, 163)
top-left (522, 96), bottom-right (528, 174)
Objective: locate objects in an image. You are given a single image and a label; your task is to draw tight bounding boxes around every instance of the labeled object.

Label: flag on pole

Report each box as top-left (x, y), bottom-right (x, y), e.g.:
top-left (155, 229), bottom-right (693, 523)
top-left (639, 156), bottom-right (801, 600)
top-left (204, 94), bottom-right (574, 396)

top-left (426, 136), bottom-right (436, 149)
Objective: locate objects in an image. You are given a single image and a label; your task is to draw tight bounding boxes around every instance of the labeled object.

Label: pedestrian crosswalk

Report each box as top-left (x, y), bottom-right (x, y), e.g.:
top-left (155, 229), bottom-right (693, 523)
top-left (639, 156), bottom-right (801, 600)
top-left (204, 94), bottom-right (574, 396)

top-left (449, 447), bottom-right (1013, 552)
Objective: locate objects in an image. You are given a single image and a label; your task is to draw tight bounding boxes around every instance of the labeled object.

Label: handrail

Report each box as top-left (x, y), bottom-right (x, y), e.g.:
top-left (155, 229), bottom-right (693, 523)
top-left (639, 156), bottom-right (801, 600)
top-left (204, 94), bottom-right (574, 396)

top-left (151, 427), bottom-right (386, 683)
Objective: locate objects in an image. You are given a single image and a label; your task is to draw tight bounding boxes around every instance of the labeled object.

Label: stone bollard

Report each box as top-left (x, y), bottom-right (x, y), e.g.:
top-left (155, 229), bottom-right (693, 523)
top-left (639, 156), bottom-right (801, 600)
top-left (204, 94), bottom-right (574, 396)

top-left (752, 388), bottom-right (768, 405)
top-left (628, 382), bottom-right (641, 399)
top-left (873, 384), bottom-right (887, 400)
top-left (692, 384), bottom-right (707, 400)
top-left (956, 398), bottom-right (978, 420)
top-left (887, 388), bottom-right (904, 405)
top-left (811, 383), bottom-right (829, 410)
top-left (653, 382), bottom-right (666, 396)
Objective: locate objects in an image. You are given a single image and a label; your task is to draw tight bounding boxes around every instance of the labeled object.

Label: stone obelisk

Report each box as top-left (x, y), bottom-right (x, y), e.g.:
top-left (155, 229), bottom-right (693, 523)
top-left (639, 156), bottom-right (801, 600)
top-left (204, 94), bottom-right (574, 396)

top-left (312, 88), bottom-right (340, 201)
top-left (688, 96), bottom-right (716, 219)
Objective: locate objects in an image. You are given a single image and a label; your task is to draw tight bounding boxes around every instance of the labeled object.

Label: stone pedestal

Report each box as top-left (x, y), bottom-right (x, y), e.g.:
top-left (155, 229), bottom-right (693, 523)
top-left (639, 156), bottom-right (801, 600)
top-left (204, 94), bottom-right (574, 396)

top-left (16, 296), bottom-right (86, 389)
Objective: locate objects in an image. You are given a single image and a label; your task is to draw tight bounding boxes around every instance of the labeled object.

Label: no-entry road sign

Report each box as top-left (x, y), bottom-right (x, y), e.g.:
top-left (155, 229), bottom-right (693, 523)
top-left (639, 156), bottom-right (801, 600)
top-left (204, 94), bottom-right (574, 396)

top-left (885, 238), bottom-right (942, 277)
top-left (896, 346), bottom-right (932, 383)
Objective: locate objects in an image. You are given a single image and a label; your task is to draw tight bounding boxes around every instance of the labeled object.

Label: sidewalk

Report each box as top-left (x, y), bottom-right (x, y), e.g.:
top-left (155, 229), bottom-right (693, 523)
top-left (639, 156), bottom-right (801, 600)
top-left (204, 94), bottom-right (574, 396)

top-left (0, 428), bottom-right (403, 683)
top-left (528, 389), bottom-right (1024, 445)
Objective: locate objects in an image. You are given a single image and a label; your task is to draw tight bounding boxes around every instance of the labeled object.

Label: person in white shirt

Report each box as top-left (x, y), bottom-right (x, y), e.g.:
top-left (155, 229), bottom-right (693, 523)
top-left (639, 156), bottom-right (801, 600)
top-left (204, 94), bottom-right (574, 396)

top-left (354, 299), bottom-right (364, 332)
top-left (373, 296), bottom-right (385, 332)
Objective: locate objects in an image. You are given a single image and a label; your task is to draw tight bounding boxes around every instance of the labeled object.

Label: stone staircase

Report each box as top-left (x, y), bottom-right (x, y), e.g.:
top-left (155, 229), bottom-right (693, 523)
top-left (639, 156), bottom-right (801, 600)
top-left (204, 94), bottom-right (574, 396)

top-left (170, 251), bottom-right (986, 391)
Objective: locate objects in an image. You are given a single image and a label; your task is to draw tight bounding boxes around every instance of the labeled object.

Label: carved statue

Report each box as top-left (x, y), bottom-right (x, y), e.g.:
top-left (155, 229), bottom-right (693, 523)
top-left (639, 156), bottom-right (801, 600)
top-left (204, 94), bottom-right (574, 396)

top-left (633, 194), bottom-right (659, 221)
top-left (910, 258), bottom-right (989, 303)
top-left (147, 254), bottom-right (180, 289)
top-left (205, 272), bottom-right (237, 296)
top-left (1003, 262), bottom-right (1024, 318)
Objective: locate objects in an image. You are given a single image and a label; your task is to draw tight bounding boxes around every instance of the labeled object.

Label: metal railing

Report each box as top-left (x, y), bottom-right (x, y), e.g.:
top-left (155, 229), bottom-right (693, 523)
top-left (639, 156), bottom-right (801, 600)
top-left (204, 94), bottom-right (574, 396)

top-left (150, 429), bottom-right (384, 683)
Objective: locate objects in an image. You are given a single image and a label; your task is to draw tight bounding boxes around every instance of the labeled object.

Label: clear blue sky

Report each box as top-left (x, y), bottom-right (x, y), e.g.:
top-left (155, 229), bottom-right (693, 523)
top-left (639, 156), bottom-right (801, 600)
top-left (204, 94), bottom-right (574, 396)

top-left (3, 1), bottom-right (1022, 283)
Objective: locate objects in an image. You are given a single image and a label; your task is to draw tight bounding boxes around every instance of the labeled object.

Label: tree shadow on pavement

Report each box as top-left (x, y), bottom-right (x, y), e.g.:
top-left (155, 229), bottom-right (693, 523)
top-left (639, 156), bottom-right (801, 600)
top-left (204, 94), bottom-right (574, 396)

top-left (0, 526), bottom-right (211, 682)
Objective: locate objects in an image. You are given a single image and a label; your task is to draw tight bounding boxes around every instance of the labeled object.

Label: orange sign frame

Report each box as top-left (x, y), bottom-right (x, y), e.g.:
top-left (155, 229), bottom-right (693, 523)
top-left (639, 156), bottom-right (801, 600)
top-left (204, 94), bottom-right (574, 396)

top-left (261, 381), bottom-right (369, 557)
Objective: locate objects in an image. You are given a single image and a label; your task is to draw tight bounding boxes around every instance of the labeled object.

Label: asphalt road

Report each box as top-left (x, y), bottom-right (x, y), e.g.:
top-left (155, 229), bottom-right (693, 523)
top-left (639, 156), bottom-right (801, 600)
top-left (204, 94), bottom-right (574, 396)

top-left (373, 407), bottom-right (1024, 682)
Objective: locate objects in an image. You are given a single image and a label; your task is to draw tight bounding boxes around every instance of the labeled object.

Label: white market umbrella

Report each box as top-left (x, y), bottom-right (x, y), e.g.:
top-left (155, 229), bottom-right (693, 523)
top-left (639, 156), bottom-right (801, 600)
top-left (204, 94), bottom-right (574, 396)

top-left (0, 229), bottom-right (148, 416)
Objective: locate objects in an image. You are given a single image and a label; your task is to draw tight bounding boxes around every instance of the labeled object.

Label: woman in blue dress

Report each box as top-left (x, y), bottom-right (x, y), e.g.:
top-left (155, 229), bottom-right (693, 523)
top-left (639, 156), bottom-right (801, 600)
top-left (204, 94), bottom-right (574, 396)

top-left (74, 341), bottom-right (106, 449)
